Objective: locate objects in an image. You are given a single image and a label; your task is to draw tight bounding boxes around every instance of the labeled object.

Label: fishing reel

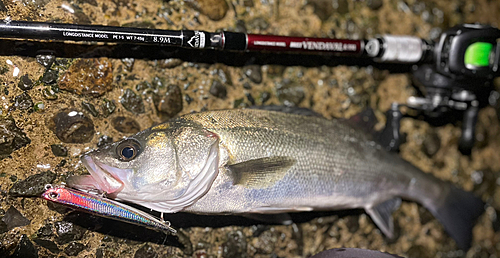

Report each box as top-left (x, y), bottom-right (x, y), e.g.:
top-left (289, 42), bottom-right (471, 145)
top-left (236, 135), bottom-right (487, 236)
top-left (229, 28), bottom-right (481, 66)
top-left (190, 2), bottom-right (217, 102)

top-left (380, 24), bottom-right (500, 154)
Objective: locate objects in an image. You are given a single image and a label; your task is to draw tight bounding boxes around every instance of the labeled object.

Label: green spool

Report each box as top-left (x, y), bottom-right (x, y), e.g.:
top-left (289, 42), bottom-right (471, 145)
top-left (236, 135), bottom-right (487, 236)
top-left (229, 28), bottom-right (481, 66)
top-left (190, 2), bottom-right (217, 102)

top-left (464, 42), bottom-right (493, 67)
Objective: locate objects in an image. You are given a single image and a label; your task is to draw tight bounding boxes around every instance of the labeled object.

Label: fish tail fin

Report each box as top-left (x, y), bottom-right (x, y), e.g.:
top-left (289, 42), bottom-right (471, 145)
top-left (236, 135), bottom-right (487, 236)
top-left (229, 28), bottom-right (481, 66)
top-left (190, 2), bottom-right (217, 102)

top-left (427, 185), bottom-right (484, 250)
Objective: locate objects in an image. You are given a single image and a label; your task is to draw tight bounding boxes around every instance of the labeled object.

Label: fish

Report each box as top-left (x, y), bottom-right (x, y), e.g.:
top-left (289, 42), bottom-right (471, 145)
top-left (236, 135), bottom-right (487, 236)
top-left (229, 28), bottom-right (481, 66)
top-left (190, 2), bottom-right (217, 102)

top-left (67, 108), bottom-right (484, 249)
top-left (41, 184), bottom-right (176, 234)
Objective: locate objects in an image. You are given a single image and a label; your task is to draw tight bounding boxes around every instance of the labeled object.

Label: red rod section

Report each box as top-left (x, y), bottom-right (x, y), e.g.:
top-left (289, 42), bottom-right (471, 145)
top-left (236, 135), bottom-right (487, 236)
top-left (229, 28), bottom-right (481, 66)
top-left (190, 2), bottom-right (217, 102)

top-left (246, 34), bottom-right (364, 54)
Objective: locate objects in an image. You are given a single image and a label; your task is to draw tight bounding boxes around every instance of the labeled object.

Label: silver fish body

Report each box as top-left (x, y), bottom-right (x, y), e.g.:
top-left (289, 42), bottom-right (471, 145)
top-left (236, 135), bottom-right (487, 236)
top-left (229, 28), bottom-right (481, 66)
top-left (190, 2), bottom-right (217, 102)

top-left (68, 109), bottom-right (483, 249)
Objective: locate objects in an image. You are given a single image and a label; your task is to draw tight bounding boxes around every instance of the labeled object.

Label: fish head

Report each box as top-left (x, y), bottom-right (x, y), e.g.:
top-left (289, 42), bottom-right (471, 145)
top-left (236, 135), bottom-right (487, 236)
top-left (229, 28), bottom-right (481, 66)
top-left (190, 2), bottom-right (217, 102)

top-left (67, 121), bottom-right (220, 212)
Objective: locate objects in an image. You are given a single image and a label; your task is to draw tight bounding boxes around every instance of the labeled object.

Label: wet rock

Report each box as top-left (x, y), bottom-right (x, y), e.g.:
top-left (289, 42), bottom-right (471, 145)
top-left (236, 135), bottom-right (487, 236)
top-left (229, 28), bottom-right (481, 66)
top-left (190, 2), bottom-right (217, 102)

top-left (41, 70), bottom-right (58, 84)
top-left (50, 144), bottom-right (68, 157)
top-left (13, 92), bottom-right (33, 111)
top-left (367, 0), bottom-right (383, 10)
top-left (209, 80), bottom-right (227, 99)
top-left (276, 81), bottom-right (305, 106)
top-left (37, 223), bottom-right (55, 238)
top-left (18, 74), bottom-right (34, 91)
top-left (81, 101), bottom-right (99, 117)
top-left (157, 58), bottom-right (183, 69)
top-left (422, 130), bottom-right (441, 157)
top-left (153, 84), bottom-right (183, 118)
top-left (2, 206), bottom-right (30, 230)
top-left (36, 54), bottom-right (56, 68)
top-left (101, 99), bottom-right (116, 117)
top-left (121, 58), bottom-right (135, 72)
top-left (112, 116), bottom-right (141, 134)
top-left (121, 89), bottom-right (145, 114)
top-left (0, 220), bottom-right (7, 234)
top-left (97, 135), bottom-right (113, 147)
top-left (223, 230), bottom-right (247, 258)
top-left (50, 109), bottom-right (95, 143)
top-left (54, 221), bottom-right (86, 244)
top-left (33, 239), bottom-right (60, 254)
top-left (0, 116), bottom-right (31, 160)
top-left (243, 65), bottom-right (262, 84)
top-left (134, 243), bottom-right (157, 258)
top-left (42, 87), bottom-right (58, 100)
top-left (58, 58), bottom-right (114, 97)
top-left (64, 241), bottom-right (85, 256)
top-left (8, 171), bottom-right (56, 197)
top-left (11, 235), bottom-right (38, 258)
top-left (184, 0), bottom-right (228, 21)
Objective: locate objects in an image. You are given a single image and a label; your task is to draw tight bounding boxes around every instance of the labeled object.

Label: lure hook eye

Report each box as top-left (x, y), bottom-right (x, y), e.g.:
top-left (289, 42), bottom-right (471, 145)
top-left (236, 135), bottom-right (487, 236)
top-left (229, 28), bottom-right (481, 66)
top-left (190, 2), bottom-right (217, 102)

top-left (48, 191), bottom-right (60, 200)
top-left (44, 184), bottom-right (53, 191)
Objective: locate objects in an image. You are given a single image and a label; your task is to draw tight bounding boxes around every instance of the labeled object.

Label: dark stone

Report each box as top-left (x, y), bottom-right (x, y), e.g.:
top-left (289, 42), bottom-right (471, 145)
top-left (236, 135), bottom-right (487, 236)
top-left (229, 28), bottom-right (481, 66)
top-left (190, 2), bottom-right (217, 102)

top-left (101, 99), bottom-right (116, 118)
top-left (0, 117), bottom-right (31, 160)
top-left (184, 0), bottom-right (228, 21)
top-left (18, 74), bottom-right (34, 91)
top-left (260, 92), bottom-right (271, 104)
top-left (54, 221), bottom-right (86, 244)
top-left (222, 230), bottom-right (247, 258)
top-left (49, 109), bottom-right (95, 143)
top-left (153, 84), bottom-right (183, 119)
top-left (120, 89), bottom-right (145, 114)
top-left (308, 0), bottom-right (334, 21)
top-left (418, 206), bottom-right (435, 225)
top-left (209, 80), bottom-right (227, 99)
top-left (36, 54), bottom-right (56, 69)
top-left (345, 215), bottom-right (359, 233)
top-left (243, 65), bottom-right (262, 84)
top-left (81, 102), bottom-right (98, 117)
top-left (243, 82), bottom-right (252, 90)
top-left (0, 220), bottom-right (7, 234)
top-left (58, 58), bottom-right (114, 97)
top-left (246, 93), bottom-right (255, 105)
top-left (136, 81), bottom-right (154, 93)
top-left (185, 94), bottom-right (193, 104)
top-left (2, 206), bottom-right (30, 230)
top-left (12, 92), bottom-right (33, 111)
top-left (233, 98), bottom-right (247, 108)
top-left (8, 171), bottom-right (56, 197)
top-left (422, 130), bottom-right (441, 157)
top-left (157, 58), bottom-right (183, 69)
top-left (42, 87), bottom-right (58, 100)
top-left (51, 144), bottom-right (68, 157)
top-left (367, 0), bottom-right (383, 10)
top-left (97, 135), bottom-right (113, 147)
top-left (37, 223), bottom-right (55, 238)
top-left (41, 70), bottom-right (58, 84)
top-left (134, 244), bottom-right (157, 258)
top-left (33, 239), bottom-right (60, 254)
top-left (276, 81), bottom-right (305, 106)
top-left (64, 242), bottom-right (85, 256)
top-left (111, 116), bottom-right (141, 134)
top-left (11, 235), bottom-right (38, 258)
top-left (121, 58), bottom-right (135, 72)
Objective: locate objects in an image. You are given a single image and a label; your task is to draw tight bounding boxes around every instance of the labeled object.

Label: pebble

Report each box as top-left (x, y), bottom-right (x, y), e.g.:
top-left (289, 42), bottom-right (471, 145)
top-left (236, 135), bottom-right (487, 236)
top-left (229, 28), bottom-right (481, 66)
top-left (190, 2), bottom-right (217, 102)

top-left (121, 58), bottom-right (135, 72)
top-left (11, 235), bottom-right (38, 258)
top-left (50, 109), bottom-right (95, 143)
top-left (13, 92), bottom-right (34, 111)
top-left (276, 81), bottom-right (305, 106)
top-left (42, 87), bottom-right (58, 100)
top-left (36, 54), bottom-right (56, 69)
top-left (157, 58), bottom-right (183, 69)
top-left (0, 116), bottom-right (31, 160)
top-left (36, 223), bottom-right (54, 238)
top-left (185, 94), bottom-right (193, 104)
top-left (112, 116), bottom-right (141, 134)
top-left (184, 0), bottom-right (228, 21)
top-left (209, 80), bottom-right (227, 99)
top-left (33, 239), bottom-right (60, 254)
top-left (2, 206), bottom-right (30, 230)
top-left (121, 89), bottom-right (145, 114)
top-left (260, 92), bottom-right (271, 104)
top-left (222, 230), bottom-right (247, 258)
top-left (64, 241), bottom-right (85, 256)
top-left (54, 221), bottom-right (86, 244)
top-left (17, 74), bottom-right (34, 91)
top-left (50, 144), bottom-right (68, 157)
top-left (243, 65), bottom-right (262, 84)
top-left (101, 99), bottom-right (116, 117)
top-left (217, 67), bottom-right (233, 86)
top-left (134, 244), bottom-right (157, 258)
top-left (367, 0), bottom-right (383, 10)
top-left (153, 84), bottom-right (183, 118)
top-left (41, 69), bottom-right (58, 84)
top-left (58, 58), bottom-right (114, 97)
top-left (8, 171), bottom-right (56, 197)
top-left (422, 130), bottom-right (441, 157)
top-left (82, 101), bottom-right (99, 117)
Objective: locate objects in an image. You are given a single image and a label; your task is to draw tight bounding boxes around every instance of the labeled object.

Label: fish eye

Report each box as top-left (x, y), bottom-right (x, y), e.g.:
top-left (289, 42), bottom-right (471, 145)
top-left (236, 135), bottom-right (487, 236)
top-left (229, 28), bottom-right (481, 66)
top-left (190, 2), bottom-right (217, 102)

top-left (116, 139), bottom-right (141, 161)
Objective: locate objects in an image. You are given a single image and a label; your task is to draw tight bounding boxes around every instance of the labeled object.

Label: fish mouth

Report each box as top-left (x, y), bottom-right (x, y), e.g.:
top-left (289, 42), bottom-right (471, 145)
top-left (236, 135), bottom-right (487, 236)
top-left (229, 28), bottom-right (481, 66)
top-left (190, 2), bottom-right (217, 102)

top-left (67, 155), bottom-right (125, 194)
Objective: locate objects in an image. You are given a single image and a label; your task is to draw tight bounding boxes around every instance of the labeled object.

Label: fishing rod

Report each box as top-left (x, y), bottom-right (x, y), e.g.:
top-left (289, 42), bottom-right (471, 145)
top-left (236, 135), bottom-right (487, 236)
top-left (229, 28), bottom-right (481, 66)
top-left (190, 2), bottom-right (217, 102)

top-left (0, 20), bottom-right (499, 154)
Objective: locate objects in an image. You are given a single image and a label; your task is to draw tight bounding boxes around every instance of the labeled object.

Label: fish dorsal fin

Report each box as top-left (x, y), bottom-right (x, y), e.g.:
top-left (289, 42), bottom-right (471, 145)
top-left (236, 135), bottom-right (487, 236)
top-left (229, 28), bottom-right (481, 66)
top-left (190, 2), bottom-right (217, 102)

top-left (227, 156), bottom-right (296, 189)
top-left (365, 198), bottom-right (402, 239)
top-left (247, 105), bottom-right (323, 117)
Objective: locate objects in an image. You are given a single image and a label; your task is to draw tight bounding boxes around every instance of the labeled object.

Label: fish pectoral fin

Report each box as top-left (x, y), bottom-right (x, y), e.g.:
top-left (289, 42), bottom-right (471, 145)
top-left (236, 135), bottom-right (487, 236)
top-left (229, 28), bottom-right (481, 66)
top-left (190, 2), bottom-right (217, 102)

top-left (242, 213), bottom-right (293, 225)
top-left (365, 197), bottom-right (402, 239)
top-left (227, 156), bottom-right (296, 188)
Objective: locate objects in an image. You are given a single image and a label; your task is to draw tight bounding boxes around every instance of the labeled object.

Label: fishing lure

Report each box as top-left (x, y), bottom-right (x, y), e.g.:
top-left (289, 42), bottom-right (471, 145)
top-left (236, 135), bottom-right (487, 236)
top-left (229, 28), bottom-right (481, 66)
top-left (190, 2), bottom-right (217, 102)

top-left (42, 184), bottom-right (176, 234)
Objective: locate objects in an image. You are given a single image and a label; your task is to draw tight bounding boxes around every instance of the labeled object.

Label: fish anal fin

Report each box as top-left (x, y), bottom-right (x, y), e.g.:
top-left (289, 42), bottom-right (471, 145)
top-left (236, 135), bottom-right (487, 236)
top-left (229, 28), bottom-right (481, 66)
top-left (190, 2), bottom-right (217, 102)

top-left (365, 197), bottom-right (402, 239)
top-left (227, 156), bottom-right (296, 189)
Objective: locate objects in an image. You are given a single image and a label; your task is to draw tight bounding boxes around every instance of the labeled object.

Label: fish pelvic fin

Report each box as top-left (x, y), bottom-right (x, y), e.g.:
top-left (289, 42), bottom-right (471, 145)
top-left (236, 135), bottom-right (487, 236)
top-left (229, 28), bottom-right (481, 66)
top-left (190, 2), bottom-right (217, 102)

top-left (427, 185), bottom-right (484, 250)
top-left (227, 156), bottom-right (296, 189)
top-left (365, 197), bottom-right (402, 239)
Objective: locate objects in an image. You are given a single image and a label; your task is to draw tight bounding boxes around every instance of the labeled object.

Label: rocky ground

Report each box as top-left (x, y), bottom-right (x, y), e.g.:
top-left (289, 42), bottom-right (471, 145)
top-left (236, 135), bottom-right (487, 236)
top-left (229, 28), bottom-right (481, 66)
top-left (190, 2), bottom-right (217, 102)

top-left (0, 0), bottom-right (499, 257)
